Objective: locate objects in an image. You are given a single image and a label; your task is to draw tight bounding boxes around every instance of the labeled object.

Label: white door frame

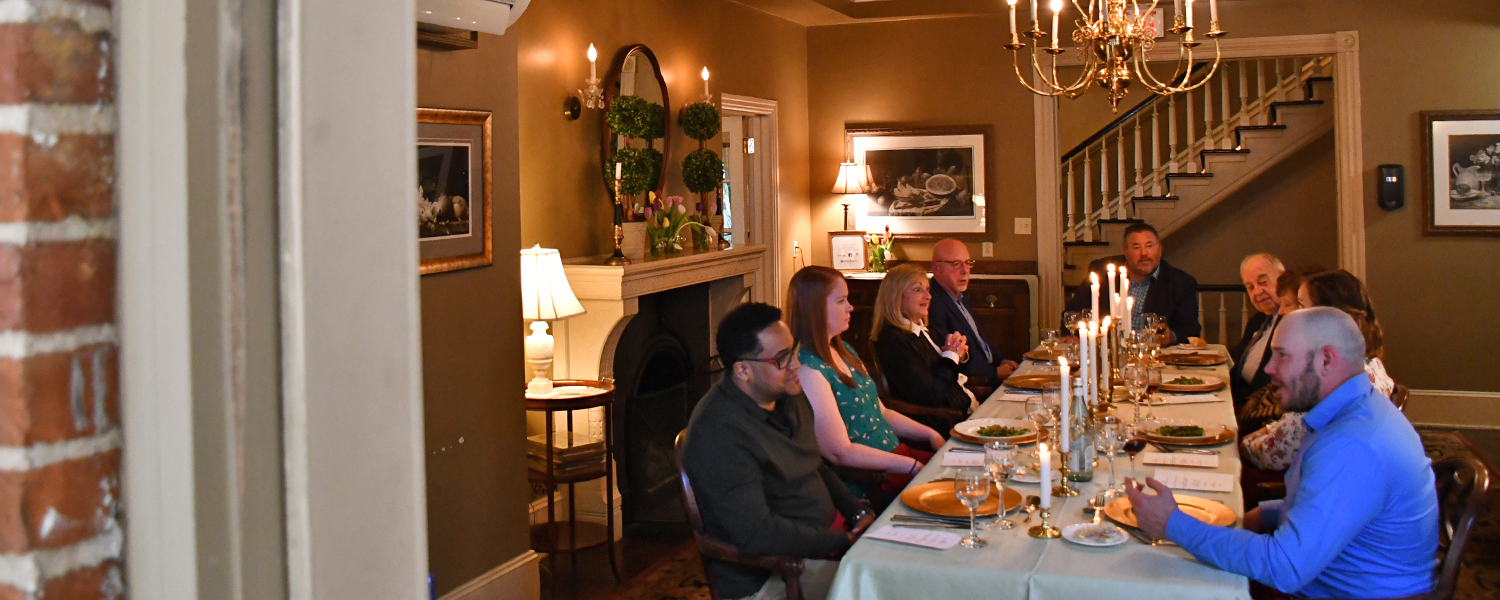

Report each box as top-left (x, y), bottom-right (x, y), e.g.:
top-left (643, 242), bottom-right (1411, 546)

top-left (1033, 32), bottom-right (1365, 320)
top-left (720, 94), bottom-right (783, 305)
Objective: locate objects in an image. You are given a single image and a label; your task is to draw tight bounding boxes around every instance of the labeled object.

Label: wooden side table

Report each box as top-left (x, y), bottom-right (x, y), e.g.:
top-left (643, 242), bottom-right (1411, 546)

top-left (526, 379), bottom-right (619, 581)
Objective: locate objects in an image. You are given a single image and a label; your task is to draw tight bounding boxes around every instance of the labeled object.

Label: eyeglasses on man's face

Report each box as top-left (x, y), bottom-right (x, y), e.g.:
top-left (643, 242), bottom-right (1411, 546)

top-left (936, 259), bottom-right (976, 271)
top-left (743, 342), bottom-right (801, 370)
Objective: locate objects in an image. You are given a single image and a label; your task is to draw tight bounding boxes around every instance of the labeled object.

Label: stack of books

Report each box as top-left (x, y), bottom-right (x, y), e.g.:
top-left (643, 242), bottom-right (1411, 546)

top-left (527, 431), bottom-right (606, 478)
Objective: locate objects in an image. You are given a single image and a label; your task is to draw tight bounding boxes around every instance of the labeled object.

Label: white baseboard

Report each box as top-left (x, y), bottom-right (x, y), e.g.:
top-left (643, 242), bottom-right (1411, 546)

top-left (439, 550), bottom-right (542, 600)
top-left (1406, 389), bottom-right (1500, 430)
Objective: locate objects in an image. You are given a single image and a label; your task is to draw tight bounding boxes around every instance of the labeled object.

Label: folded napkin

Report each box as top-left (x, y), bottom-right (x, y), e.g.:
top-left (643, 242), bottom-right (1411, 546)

top-left (1153, 468), bottom-right (1234, 492)
top-left (867, 526), bottom-right (961, 550)
top-left (941, 450), bottom-right (985, 467)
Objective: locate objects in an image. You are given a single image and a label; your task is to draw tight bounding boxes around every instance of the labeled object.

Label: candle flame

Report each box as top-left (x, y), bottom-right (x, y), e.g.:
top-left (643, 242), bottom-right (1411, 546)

top-left (701, 67), bottom-right (710, 81)
top-left (587, 44), bottom-right (597, 62)
top-left (1039, 442), bottom-right (1049, 453)
top-left (1102, 316), bottom-right (1112, 327)
top-left (1007, 0), bottom-right (1018, 5)
top-left (1050, 0), bottom-right (1062, 11)
top-left (1059, 356), bottom-right (1069, 368)
top-left (1090, 272), bottom-right (1099, 285)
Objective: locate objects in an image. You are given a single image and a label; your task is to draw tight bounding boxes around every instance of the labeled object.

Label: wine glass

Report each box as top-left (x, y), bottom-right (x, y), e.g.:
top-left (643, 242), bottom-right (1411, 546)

top-left (953, 469), bottom-right (990, 548)
top-left (1026, 395), bottom-right (1052, 462)
top-left (1122, 421), bottom-right (1149, 483)
top-left (1123, 364), bottom-right (1148, 424)
top-left (1062, 311), bottom-right (1084, 337)
top-left (1096, 416), bottom-right (1123, 499)
top-left (1041, 329), bottom-right (1060, 353)
top-left (1144, 313), bottom-right (1170, 347)
top-left (984, 442), bottom-right (1017, 530)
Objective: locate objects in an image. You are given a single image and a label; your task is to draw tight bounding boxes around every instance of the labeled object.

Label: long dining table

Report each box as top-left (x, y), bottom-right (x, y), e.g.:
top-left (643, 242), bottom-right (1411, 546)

top-left (826, 345), bottom-right (1253, 600)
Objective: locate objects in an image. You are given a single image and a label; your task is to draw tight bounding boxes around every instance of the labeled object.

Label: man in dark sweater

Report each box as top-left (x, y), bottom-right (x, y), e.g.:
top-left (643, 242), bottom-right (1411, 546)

top-left (682, 303), bottom-right (874, 600)
top-left (1063, 223), bottom-right (1202, 344)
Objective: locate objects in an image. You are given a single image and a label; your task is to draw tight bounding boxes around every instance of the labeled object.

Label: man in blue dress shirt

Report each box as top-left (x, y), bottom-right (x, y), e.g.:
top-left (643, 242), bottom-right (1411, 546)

top-left (1126, 307), bottom-right (1438, 598)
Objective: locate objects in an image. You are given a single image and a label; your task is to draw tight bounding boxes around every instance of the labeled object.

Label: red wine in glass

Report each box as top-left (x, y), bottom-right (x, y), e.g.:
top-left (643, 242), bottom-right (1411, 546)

top-left (1122, 438), bottom-right (1148, 457)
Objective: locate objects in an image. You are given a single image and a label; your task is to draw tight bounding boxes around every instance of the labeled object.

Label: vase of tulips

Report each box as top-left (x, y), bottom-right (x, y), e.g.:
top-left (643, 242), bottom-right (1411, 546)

top-left (867, 226), bottom-right (896, 273)
top-left (645, 195), bottom-right (713, 256)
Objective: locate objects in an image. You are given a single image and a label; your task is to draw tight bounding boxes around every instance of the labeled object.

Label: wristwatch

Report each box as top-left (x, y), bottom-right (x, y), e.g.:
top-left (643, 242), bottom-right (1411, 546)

top-left (852, 508), bottom-right (874, 522)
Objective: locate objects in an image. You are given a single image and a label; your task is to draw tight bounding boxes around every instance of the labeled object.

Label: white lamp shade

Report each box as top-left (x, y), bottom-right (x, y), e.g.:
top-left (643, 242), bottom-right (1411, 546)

top-left (520, 245), bottom-right (586, 321)
top-left (831, 162), bottom-right (868, 195)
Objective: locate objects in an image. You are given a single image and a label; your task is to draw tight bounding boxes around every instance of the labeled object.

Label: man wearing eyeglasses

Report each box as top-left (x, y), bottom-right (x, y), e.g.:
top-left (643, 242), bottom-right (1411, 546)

top-left (682, 302), bottom-right (875, 600)
top-left (927, 238), bottom-right (1020, 389)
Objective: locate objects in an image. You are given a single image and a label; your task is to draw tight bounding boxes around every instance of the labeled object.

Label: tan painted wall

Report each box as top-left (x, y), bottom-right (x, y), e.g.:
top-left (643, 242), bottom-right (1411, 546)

top-left (417, 33), bottom-right (530, 595)
top-left (513, 0), bottom-right (812, 296)
top-left (807, 17), bottom-right (1040, 265)
top-left (1164, 134), bottom-right (1339, 284)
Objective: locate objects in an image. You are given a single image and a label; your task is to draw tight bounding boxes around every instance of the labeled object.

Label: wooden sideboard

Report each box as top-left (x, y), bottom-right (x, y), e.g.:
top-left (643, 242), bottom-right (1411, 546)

top-left (843, 261), bottom-right (1035, 371)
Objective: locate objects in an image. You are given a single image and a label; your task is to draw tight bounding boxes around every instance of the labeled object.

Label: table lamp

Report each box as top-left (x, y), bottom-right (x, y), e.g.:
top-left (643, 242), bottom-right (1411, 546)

top-left (832, 162), bottom-right (870, 231)
top-left (521, 245), bottom-right (586, 396)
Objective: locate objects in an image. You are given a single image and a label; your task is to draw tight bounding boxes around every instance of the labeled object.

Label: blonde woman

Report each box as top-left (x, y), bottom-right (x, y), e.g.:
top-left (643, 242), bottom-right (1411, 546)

top-left (871, 264), bottom-right (977, 433)
top-left (786, 266), bottom-right (944, 499)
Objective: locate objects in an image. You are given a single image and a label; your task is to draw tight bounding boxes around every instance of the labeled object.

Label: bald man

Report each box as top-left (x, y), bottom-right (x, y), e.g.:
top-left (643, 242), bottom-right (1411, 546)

top-left (926, 239), bottom-right (1018, 388)
top-left (1126, 308), bottom-right (1438, 598)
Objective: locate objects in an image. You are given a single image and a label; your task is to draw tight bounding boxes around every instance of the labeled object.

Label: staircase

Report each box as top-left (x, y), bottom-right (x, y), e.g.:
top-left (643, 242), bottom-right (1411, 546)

top-left (1061, 55), bottom-right (1336, 286)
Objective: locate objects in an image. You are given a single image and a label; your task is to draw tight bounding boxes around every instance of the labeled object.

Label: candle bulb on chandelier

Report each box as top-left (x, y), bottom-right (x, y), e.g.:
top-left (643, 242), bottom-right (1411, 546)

top-left (1030, 0), bottom-right (1038, 29)
top-left (588, 44), bottom-right (598, 80)
top-left (1185, 0), bottom-right (1194, 29)
top-left (1006, 0), bottom-right (1018, 40)
top-left (1209, 0), bottom-right (1219, 25)
top-left (1173, 0), bottom-right (1183, 24)
top-left (1050, 0), bottom-right (1062, 48)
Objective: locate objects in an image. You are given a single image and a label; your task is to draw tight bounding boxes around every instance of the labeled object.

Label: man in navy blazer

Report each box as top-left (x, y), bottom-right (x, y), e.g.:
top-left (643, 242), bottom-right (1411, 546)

top-left (927, 239), bottom-right (1018, 389)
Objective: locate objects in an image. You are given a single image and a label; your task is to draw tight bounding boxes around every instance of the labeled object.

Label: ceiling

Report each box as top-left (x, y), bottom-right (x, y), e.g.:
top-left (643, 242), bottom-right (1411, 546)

top-left (726, 0), bottom-right (1003, 26)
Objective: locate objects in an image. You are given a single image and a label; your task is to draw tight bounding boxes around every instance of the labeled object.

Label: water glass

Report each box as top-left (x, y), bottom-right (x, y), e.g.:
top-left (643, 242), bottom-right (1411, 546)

top-left (1096, 416), bottom-right (1123, 498)
top-left (954, 469), bottom-right (990, 548)
top-left (984, 442), bottom-right (1017, 530)
top-left (1026, 396), bottom-right (1051, 461)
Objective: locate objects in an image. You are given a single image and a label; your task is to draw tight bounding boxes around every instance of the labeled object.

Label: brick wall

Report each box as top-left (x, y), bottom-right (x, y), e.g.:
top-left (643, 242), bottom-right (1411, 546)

top-left (0, 1), bottom-right (120, 598)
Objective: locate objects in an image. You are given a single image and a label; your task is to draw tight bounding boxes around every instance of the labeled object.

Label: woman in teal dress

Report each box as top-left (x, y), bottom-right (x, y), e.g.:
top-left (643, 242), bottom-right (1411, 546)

top-left (786, 266), bottom-right (945, 498)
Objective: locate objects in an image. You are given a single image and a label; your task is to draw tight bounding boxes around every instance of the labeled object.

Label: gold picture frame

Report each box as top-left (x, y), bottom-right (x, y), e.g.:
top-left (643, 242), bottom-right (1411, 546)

top-left (418, 108), bottom-right (494, 274)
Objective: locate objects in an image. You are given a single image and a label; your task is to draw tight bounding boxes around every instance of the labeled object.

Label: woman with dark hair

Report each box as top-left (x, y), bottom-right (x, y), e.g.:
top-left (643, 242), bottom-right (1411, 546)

top-left (786, 266), bottom-right (944, 498)
top-left (870, 264), bottom-right (976, 433)
top-left (1242, 269), bottom-right (1395, 472)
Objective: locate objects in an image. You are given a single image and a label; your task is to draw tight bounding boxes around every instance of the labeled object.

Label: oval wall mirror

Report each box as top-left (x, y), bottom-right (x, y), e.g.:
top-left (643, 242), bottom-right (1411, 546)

top-left (600, 44), bottom-right (670, 221)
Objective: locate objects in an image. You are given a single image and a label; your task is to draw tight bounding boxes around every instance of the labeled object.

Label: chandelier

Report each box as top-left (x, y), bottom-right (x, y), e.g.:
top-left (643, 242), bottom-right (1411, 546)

top-left (1002, 0), bottom-right (1226, 111)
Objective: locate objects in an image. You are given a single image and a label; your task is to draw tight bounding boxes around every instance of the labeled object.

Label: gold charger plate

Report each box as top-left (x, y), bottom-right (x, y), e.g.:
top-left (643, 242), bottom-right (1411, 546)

top-left (950, 428), bottom-right (1042, 446)
top-left (1003, 373), bottom-right (1061, 390)
top-left (1160, 374), bottom-right (1227, 393)
top-left (1024, 350), bottom-right (1061, 362)
top-left (1145, 427), bottom-right (1235, 446)
top-left (1163, 352), bottom-right (1228, 367)
top-left (899, 481), bottom-right (1023, 518)
top-left (1104, 495), bottom-right (1235, 528)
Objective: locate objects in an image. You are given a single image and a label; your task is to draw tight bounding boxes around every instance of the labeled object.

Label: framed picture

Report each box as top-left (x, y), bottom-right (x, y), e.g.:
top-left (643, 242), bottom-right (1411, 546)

top-left (418, 108), bottom-right (494, 274)
top-left (849, 125), bottom-right (993, 239)
top-left (1423, 110), bottom-right (1500, 235)
top-left (828, 231), bottom-right (868, 273)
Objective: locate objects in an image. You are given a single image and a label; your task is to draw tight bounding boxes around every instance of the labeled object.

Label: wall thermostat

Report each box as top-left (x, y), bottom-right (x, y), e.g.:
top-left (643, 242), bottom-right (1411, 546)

top-left (1377, 164), bottom-right (1404, 211)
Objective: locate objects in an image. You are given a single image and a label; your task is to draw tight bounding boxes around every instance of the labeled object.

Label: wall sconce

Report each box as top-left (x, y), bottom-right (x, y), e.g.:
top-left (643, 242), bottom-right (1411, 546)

top-left (565, 43), bottom-right (604, 120)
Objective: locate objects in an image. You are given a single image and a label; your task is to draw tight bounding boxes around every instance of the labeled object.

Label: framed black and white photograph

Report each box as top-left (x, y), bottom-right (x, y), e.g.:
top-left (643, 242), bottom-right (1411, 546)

top-left (828, 231), bottom-right (868, 273)
top-left (418, 108), bottom-right (493, 273)
top-left (1423, 110), bottom-right (1500, 236)
top-left (849, 125), bottom-right (993, 238)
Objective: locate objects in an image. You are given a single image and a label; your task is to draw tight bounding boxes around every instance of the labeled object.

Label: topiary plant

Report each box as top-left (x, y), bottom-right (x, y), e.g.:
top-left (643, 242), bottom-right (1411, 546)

top-left (679, 102), bottom-right (721, 142)
top-left (605, 95), bottom-right (653, 139)
top-left (606, 147), bottom-right (664, 196)
top-left (682, 148), bottom-right (724, 194)
top-left (646, 102), bottom-right (666, 140)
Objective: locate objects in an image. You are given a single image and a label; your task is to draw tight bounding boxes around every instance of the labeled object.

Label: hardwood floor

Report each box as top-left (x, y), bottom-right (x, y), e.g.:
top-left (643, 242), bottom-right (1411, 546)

top-left (540, 523), bottom-right (694, 600)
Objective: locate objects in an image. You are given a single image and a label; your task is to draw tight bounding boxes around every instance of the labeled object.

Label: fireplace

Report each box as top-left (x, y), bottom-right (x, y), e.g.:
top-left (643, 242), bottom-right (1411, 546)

top-left (611, 284), bottom-right (713, 527)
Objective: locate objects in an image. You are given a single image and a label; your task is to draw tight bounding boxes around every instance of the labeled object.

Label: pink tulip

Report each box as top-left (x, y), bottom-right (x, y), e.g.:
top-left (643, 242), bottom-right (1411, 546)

top-left (644, 207), bottom-right (654, 221)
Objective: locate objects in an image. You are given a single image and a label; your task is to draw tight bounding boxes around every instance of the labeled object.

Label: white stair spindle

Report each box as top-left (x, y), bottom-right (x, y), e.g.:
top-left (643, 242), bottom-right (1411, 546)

top-left (1132, 116), bottom-right (1143, 213)
top-left (1083, 153), bottom-right (1094, 242)
top-left (1238, 59), bottom-right (1250, 132)
top-left (1256, 59), bottom-right (1267, 125)
top-left (1099, 144), bottom-right (1108, 222)
top-left (1219, 69), bottom-right (1230, 149)
top-left (1152, 105), bottom-right (1162, 196)
top-left (1197, 292), bottom-right (1205, 338)
top-left (1275, 58), bottom-right (1286, 105)
top-left (1217, 294), bottom-right (1228, 345)
top-left (1203, 73), bottom-right (1213, 153)
top-left (1168, 96), bottom-right (1178, 175)
top-left (1066, 161), bottom-right (1077, 242)
top-left (1185, 87), bottom-right (1195, 171)
top-left (1116, 131), bottom-right (1126, 219)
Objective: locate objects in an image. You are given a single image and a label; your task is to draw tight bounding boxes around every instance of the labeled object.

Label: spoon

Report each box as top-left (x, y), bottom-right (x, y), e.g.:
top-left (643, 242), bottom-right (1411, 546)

top-left (1022, 495), bottom-right (1041, 523)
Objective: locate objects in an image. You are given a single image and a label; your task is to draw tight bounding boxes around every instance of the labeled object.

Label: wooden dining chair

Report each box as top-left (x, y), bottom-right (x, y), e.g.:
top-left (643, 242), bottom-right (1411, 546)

top-left (1255, 456), bottom-right (1489, 600)
top-left (674, 431), bottom-right (806, 600)
top-left (1391, 384), bottom-right (1411, 413)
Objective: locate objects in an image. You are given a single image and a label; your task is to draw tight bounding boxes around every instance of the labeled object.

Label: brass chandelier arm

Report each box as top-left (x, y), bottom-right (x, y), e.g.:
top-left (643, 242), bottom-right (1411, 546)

top-left (1010, 46), bottom-right (1093, 97)
top-left (1134, 36), bottom-right (1222, 93)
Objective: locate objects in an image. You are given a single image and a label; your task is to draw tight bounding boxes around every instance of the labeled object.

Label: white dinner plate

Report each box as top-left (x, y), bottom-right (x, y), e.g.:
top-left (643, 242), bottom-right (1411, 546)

top-left (954, 418), bottom-right (1036, 443)
top-left (1149, 418), bottom-right (1227, 442)
top-left (1062, 522), bottom-right (1129, 547)
top-left (1010, 466), bottom-right (1061, 484)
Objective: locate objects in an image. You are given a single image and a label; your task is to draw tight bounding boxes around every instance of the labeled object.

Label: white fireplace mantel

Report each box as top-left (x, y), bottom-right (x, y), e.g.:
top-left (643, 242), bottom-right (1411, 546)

top-left (552, 244), bottom-right (767, 382)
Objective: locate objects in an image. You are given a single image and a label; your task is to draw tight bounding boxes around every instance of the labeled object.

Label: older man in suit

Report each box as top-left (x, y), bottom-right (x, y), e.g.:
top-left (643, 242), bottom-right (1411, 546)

top-left (927, 239), bottom-right (1018, 389)
top-left (1063, 223), bottom-right (1201, 344)
top-left (1230, 253), bottom-right (1285, 406)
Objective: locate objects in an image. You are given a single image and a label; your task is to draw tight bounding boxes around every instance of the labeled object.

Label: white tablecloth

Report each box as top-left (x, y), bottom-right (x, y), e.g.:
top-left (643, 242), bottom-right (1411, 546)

top-left (827, 346), bottom-right (1252, 600)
